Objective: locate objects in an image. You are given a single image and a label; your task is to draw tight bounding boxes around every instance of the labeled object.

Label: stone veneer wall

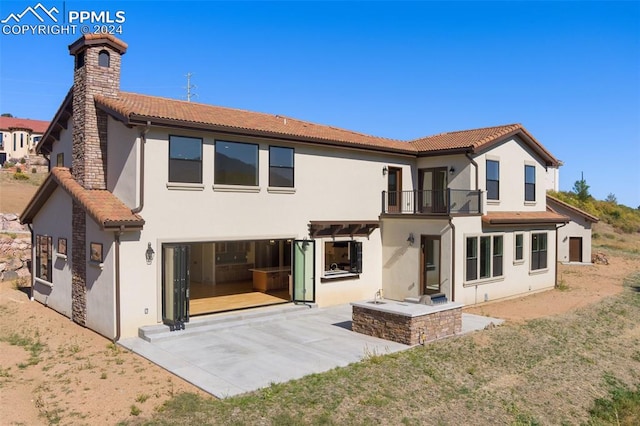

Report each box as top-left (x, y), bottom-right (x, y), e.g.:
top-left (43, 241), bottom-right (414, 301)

top-left (71, 202), bottom-right (86, 325)
top-left (352, 305), bottom-right (462, 345)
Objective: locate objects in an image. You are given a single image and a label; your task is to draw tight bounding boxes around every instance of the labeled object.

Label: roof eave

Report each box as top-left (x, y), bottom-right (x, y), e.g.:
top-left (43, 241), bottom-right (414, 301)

top-left (37, 89), bottom-right (73, 155)
top-left (471, 128), bottom-right (560, 167)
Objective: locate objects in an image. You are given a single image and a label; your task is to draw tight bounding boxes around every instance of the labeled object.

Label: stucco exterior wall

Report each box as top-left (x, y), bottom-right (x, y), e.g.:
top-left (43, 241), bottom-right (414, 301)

top-left (380, 217), bottom-right (452, 302)
top-left (84, 215), bottom-right (116, 338)
top-left (473, 137), bottom-right (547, 213)
top-left (31, 187), bottom-right (73, 317)
top-left (106, 117), bottom-right (138, 208)
top-left (549, 202), bottom-right (594, 263)
top-left (453, 216), bottom-right (557, 306)
top-left (49, 119), bottom-right (73, 168)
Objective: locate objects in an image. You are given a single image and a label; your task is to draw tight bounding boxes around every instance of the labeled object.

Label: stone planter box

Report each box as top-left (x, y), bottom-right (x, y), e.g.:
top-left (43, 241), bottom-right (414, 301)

top-left (351, 300), bottom-right (463, 345)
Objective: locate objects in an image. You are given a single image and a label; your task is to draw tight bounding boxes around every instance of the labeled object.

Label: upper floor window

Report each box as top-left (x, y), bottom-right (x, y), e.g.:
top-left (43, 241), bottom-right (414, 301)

top-left (169, 135), bottom-right (202, 183)
top-left (56, 153), bottom-right (64, 167)
top-left (525, 165), bottom-right (536, 202)
top-left (13, 134), bottom-right (16, 151)
top-left (215, 140), bottom-right (258, 186)
top-left (269, 146), bottom-right (294, 187)
top-left (486, 160), bottom-right (499, 200)
top-left (36, 235), bottom-right (52, 282)
top-left (466, 234), bottom-right (503, 282)
top-left (98, 50), bottom-right (110, 67)
top-left (531, 232), bottom-right (547, 270)
top-left (20, 133), bottom-right (24, 148)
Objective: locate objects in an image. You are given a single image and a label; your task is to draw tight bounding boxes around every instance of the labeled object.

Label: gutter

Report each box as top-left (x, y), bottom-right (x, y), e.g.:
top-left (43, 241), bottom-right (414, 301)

top-left (132, 121), bottom-right (150, 214)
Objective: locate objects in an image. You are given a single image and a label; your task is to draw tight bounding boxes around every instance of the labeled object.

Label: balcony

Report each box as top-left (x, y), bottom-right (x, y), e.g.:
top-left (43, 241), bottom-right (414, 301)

top-left (382, 189), bottom-right (482, 215)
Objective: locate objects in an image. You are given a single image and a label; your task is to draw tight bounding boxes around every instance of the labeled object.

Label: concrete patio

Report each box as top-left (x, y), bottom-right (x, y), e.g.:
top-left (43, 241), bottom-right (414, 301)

top-left (119, 303), bottom-right (502, 398)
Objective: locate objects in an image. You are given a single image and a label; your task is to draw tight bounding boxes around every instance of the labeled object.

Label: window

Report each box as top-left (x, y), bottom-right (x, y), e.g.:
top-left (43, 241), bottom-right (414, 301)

top-left (493, 236), bottom-right (503, 276)
top-left (466, 234), bottom-right (503, 282)
top-left (13, 134), bottom-right (16, 151)
top-left (169, 135), bottom-right (202, 183)
top-left (76, 51), bottom-right (85, 69)
top-left (531, 233), bottom-right (547, 270)
top-left (269, 146), bottom-right (294, 187)
top-left (36, 235), bottom-right (52, 281)
top-left (466, 238), bottom-right (478, 281)
top-left (525, 165), bottom-right (536, 202)
top-left (98, 50), bottom-right (110, 67)
top-left (324, 240), bottom-right (362, 276)
top-left (20, 133), bottom-right (24, 148)
top-left (57, 238), bottom-right (67, 256)
top-left (215, 140), bottom-right (258, 186)
top-left (515, 233), bottom-right (524, 261)
top-left (56, 153), bottom-right (64, 167)
top-left (486, 160), bottom-right (499, 200)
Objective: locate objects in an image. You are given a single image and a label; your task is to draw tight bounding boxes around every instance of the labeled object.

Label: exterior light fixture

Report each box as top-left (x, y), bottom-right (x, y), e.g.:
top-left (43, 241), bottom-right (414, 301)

top-left (382, 166), bottom-right (388, 176)
top-left (407, 233), bottom-right (415, 246)
top-left (145, 243), bottom-right (155, 265)
top-left (449, 166), bottom-right (455, 174)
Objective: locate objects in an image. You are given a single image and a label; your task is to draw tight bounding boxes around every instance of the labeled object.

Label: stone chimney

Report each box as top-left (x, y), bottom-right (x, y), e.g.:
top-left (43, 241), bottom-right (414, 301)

top-left (68, 34), bottom-right (127, 189)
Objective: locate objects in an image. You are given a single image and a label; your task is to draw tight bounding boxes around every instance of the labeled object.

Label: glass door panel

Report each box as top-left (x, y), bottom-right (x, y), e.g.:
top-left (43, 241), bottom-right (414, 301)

top-left (162, 244), bottom-right (190, 330)
top-left (292, 240), bottom-right (315, 303)
top-left (421, 235), bottom-right (441, 294)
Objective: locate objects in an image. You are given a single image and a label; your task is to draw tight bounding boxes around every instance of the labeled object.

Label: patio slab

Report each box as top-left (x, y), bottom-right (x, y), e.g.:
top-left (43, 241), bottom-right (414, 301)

top-left (119, 304), bottom-right (502, 398)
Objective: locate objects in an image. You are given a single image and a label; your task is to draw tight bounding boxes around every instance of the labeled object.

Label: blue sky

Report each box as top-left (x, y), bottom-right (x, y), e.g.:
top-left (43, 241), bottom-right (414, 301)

top-left (1, 1), bottom-right (639, 207)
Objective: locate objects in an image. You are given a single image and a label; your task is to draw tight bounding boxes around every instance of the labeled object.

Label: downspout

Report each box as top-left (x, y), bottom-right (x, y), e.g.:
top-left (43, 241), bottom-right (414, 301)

top-left (448, 218), bottom-right (456, 302)
top-left (555, 222), bottom-right (568, 288)
top-left (113, 227), bottom-right (123, 342)
top-left (132, 121), bottom-right (150, 214)
top-left (27, 224), bottom-right (34, 301)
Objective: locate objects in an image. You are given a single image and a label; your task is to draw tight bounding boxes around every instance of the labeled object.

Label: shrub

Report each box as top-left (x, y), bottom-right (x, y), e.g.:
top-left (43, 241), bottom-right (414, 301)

top-left (13, 172), bottom-right (29, 180)
top-left (19, 158), bottom-right (26, 164)
top-left (15, 166), bottom-right (21, 173)
top-left (31, 167), bottom-right (36, 173)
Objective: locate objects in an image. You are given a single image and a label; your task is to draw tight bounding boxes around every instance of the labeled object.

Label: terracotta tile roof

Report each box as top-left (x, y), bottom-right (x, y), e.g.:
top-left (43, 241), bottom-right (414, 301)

top-left (482, 210), bottom-right (569, 226)
top-left (0, 116), bottom-right (49, 134)
top-left (21, 168), bottom-right (144, 230)
top-left (546, 195), bottom-right (599, 223)
top-left (95, 92), bottom-right (415, 153)
top-left (410, 123), bottom-right (560, 166)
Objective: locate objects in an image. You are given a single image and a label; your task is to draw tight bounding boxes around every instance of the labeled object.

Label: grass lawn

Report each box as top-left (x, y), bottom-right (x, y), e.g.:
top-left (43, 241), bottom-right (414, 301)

top-left (121, 270), bottom-right (640, 425)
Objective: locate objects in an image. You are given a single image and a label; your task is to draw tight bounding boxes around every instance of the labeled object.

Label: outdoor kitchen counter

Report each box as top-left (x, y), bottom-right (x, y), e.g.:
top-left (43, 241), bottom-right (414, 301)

top-left (249, 267), bottom-right (291, 292)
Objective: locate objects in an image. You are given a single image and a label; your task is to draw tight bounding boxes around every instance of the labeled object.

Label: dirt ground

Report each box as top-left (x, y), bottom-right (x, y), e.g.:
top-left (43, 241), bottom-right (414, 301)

top-left (0, 170), bottom-right (45, 214)
top-left (0, 251), bottom-right (637, 425)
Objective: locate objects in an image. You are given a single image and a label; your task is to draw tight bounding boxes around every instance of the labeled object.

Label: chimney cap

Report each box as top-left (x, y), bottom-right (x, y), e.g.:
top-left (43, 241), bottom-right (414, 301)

top-left (69, 34), bottom-right (128, 56)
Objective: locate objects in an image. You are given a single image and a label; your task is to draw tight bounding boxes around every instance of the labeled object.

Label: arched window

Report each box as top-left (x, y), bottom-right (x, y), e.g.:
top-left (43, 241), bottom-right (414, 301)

top-left (98, 50), bottom-right (110, 67)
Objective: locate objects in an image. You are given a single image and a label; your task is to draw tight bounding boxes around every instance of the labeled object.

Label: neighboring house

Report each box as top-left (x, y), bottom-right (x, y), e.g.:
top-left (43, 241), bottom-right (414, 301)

top-left (547, 195), bottom-right (599, 263)
top-left (0, 116), bottom-right (49, 164)
top-left (20, 34), bottom-right (569, 340)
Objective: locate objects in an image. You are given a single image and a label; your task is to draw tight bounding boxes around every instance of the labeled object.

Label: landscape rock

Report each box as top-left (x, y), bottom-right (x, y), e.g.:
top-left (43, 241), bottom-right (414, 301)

top-left (1, 270), bottom-right (18, 282)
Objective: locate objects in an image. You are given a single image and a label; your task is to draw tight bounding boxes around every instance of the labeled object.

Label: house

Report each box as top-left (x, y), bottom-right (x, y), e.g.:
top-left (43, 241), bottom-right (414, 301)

top-left (546, 195), bottom-right (598, 263)
top-left (20, 34), bottom-right (569, 340)
top-left (0, 116), bottom-right (49, 164)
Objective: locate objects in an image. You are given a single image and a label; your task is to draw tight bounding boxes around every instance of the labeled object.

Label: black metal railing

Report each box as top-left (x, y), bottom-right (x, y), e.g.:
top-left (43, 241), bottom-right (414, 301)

top-left (382, 189), bottom-right (482, 215)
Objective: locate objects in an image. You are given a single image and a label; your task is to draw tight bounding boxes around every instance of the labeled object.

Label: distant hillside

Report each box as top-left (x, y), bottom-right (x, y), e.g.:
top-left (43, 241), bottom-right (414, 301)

top-left (548, 191), bottom-right (640, 234)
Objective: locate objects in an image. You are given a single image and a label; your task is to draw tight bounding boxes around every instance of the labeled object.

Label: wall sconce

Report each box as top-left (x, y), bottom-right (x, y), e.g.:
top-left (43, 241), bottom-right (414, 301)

top-left (382, 166), bottom-right (388, 176)
top-left (449, 166), bottom-right (455, 174)
top-left (407, 233), bottom-right (415, 246)
top-left (145, 243), bottom-right (155, 265)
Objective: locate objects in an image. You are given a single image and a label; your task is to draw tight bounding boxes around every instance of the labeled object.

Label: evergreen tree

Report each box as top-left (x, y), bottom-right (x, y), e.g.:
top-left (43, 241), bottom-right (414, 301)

top-left (572, 172), bottom-right (590, 202)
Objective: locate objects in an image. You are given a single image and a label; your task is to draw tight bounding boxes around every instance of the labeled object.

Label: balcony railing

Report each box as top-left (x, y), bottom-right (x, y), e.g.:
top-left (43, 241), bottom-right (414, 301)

top-left (382, 189), bottom-right (482, 215)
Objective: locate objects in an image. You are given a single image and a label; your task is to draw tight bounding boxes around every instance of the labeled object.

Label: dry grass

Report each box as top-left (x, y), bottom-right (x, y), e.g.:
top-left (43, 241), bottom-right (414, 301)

top-left (0, 169), bottom-right (47, 213)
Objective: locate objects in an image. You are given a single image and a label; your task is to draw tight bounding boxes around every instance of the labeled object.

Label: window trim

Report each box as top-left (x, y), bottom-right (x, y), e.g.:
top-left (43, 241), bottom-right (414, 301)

top-left (168, 135), bottom-right (203, 184)
top-left (268, 145), bottom-right (295, 188)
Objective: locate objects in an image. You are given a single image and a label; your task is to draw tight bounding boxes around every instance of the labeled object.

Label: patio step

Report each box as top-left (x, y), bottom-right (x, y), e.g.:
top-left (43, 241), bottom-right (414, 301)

top-left (138, 302), bottom-right (315, 342)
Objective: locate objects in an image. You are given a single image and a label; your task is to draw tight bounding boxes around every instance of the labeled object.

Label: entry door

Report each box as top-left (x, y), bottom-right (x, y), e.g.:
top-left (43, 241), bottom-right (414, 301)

top-left (419, 168), bottom-right (448, 213)
top-left (387, 167), bottom-right (402, 212)
top-left (420, 235), bottom-right (441, 294)
top-left (162, 244), bottom-right (190, 330)
top-left (569, 237), bottom-right (582, 262)
top-left (292, 240), bottom-right (315, 303)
